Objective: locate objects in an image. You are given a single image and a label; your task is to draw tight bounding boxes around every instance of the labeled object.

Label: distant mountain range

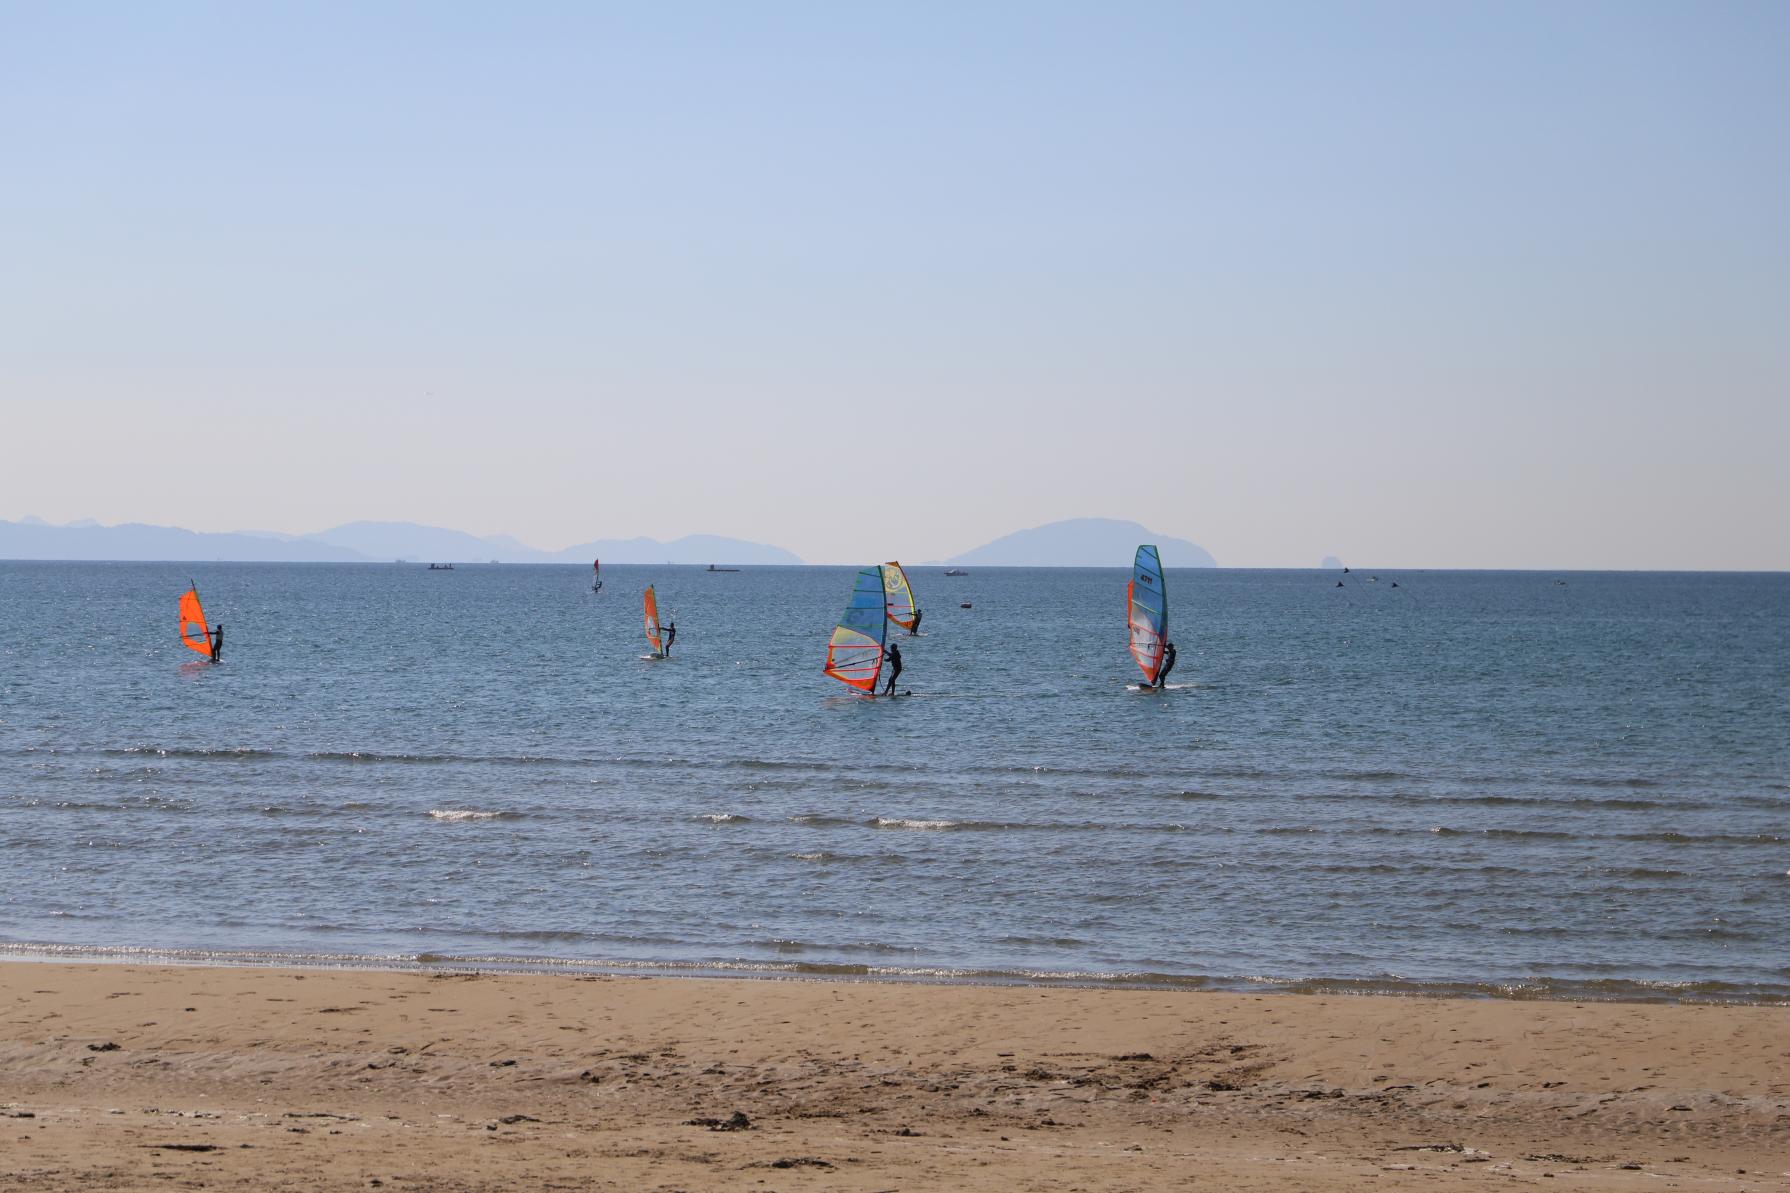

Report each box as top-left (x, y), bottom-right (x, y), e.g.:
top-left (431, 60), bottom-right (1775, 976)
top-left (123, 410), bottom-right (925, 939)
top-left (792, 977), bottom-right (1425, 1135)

top-left (0, 517), bottom-right (802, 565)
top-left (942, 518), bottom-right (1216, 567)
top-left (0, 515), bottom-right (1217, 567)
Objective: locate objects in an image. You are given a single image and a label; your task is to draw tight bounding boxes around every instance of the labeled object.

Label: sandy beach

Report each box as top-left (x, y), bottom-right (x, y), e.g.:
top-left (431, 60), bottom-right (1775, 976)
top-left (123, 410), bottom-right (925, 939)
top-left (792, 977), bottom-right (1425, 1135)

top-left (2, 962), bottom-right (1786, 1190)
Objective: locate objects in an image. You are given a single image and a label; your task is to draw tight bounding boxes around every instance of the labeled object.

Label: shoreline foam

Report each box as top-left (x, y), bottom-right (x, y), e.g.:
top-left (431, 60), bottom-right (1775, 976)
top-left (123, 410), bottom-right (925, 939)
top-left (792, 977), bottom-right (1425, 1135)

top-left (3, 940), bottom-right (1786, 1006)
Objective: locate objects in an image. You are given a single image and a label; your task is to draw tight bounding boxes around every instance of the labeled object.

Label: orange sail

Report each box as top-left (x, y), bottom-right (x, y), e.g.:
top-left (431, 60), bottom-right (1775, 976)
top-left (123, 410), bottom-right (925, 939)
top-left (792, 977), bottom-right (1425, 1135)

top-left (179, 585), bottom-right (211, 657)
top-left (643, 585), bottom-right (663, 655)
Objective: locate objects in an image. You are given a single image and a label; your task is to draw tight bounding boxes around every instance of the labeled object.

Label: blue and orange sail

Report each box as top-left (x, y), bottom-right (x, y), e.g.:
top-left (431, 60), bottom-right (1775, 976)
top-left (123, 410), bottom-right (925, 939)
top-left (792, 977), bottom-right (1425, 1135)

top-left (882, 561), bottom-right (919, 632)
top-left (179, 583), bottom-right (212, 659)
top-left (825, 565), bottom-right (889, 692)
top-left (1127, 545), bottom-right (1167, 683)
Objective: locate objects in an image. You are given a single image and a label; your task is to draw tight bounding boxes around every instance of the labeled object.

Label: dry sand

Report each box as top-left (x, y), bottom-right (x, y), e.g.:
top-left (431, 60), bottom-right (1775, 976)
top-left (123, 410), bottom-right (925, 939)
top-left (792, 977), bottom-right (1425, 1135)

top-left (2, 961), bottom-right (1787, 1190)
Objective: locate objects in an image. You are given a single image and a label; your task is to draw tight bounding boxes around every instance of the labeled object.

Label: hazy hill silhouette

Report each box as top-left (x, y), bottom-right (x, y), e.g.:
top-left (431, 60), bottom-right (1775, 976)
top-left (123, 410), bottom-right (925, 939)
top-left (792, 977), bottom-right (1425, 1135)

top-left (0, 518), bottom-right (802, 565)
top-left (943, 518), bottom-right (1216, 567)
top-left (0, 519), bottom-right (361, 562)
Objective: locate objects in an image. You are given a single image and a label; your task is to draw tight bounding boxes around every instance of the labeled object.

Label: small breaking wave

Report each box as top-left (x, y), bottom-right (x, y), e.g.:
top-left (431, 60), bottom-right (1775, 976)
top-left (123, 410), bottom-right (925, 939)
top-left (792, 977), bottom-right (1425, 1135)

top-left (788, 814), bottom-right (859, 828)
top-left (1617, 830), bottom-right (1784, 846)
top-left (784, 814), bottom-right (1237, 835)
top-left (427, 809), bottom-right (513, 822)
top-left (103, 746), bottom-right (280, 761)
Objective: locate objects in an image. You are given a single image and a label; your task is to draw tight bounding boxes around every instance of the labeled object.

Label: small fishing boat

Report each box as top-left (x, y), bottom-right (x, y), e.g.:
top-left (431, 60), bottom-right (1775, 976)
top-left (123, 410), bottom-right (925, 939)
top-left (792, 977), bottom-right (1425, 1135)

top-left (427, 563), bottom-right (455, 571)
top-left (707, 564), bottom-right (740, 573)
top-left (943, 568), bottom-right (968, 577)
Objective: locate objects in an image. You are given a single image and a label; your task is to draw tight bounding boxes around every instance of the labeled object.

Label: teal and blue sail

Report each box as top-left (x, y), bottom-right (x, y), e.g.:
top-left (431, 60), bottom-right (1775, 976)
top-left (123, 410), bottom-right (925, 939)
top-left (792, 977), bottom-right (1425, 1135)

top-left (825, 565), bottom-right (889, 692)
top-left (1127, 545), bottom-right (1167, 683)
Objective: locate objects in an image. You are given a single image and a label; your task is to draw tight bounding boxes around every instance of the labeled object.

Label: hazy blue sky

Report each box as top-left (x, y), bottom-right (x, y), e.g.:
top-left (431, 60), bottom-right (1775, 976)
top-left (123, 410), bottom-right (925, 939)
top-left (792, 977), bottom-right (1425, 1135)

top-left (4, 2), bottom-right (1785, 567)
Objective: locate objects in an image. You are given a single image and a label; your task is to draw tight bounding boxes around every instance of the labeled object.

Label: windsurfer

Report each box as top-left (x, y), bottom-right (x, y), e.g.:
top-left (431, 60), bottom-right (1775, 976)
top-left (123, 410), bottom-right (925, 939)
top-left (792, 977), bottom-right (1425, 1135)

top-left (882, 640), bottom-right (903, 696)
top-left (208, 622), bottom-right (223, 663)
top-left (663, 619), bottom-right (677, 657)
top-left (1155, 641), bottom-right (1176, 688)
top-left (910, 608), bottom-right (922, 636)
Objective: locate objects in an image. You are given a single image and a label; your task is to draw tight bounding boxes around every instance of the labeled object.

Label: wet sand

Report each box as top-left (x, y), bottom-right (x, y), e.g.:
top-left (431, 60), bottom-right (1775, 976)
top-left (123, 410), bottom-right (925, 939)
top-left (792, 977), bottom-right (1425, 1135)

top-left (3, 961), bottom-right (1787, 1190)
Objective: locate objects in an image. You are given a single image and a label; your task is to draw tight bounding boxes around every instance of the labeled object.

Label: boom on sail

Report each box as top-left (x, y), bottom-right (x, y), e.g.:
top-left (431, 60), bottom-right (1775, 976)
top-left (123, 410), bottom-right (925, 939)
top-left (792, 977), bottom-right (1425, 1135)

top-left (1127, 545), bottom-right (1167, 684)
top-left (825, 565), bottom-right (889, 692)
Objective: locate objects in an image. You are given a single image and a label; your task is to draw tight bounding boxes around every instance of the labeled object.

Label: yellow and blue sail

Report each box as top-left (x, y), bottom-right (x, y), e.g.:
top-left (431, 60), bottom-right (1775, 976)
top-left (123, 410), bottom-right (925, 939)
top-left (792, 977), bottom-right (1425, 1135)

top-left (1127, 545), bottom-right (1167, 683)
top-left (882, 561), bottom-right (919, 632)
top-left (825, 565), bottom-right (889, 691)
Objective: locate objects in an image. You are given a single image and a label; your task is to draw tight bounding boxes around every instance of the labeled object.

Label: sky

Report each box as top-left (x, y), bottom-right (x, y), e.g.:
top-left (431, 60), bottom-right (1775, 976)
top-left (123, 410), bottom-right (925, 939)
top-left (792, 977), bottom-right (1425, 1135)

top-left (3, 2), bottom-right (1786, 568)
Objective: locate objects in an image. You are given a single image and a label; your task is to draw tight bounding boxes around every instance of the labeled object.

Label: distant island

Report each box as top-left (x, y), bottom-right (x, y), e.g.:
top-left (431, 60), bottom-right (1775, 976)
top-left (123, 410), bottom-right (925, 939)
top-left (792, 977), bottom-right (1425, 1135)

top-left (0, 517), bottom-right (803, 566)
top-left (942, 518), bottom-right (1216, 567)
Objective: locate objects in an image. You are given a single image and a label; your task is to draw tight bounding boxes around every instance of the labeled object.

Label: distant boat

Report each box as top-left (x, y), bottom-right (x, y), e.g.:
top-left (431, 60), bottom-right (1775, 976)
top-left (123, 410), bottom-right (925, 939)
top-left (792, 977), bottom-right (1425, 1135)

top-left (592, 558), bottom-right (603, 593)
top-left (943, 568), bottom-right (968, 577)
top-left (824, 565), bottom-right (889, 695)
top-left (707, 564), bottom-right (740, 573)
top-left (427, 563), bottom-right (455, 571)
top-left (1127, 545), bottom-right (1167, 686)
top-left (883, 561), bottom-right (921, 634)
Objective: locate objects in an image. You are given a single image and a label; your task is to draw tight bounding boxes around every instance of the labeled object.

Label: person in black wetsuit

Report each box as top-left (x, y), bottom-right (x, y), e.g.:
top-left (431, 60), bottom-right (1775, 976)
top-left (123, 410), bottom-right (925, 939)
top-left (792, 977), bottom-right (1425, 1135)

top-left (662, 619), bottom-right (677, 657)
top-left (208, 622), bottom-right (223, 663)
top-left (910, 608), bottom-right (923, 636)
top-left (882, 640), bottom-right (903, 696)
top-left (1155, 641), bottom-right (1176, 688)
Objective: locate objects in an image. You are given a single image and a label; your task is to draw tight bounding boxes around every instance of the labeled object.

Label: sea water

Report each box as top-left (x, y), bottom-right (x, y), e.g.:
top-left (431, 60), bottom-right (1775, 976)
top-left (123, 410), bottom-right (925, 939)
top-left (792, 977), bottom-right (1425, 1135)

top-left (1, 562), bottom-right (1785, 1001)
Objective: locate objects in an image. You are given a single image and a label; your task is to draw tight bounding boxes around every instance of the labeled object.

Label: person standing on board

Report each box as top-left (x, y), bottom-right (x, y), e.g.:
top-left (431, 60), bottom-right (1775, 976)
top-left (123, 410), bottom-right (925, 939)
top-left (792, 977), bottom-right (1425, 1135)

top-left (882, 640), bottom-right (903, 696)
top-left (1154, 641), bottom-right (1176, 689)
top-left (662, 618), bottom-right (677, 657)
top-left (208, 622), bottom-right (224, 663)
top-left (910, 608), bottom-right (923, 636)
